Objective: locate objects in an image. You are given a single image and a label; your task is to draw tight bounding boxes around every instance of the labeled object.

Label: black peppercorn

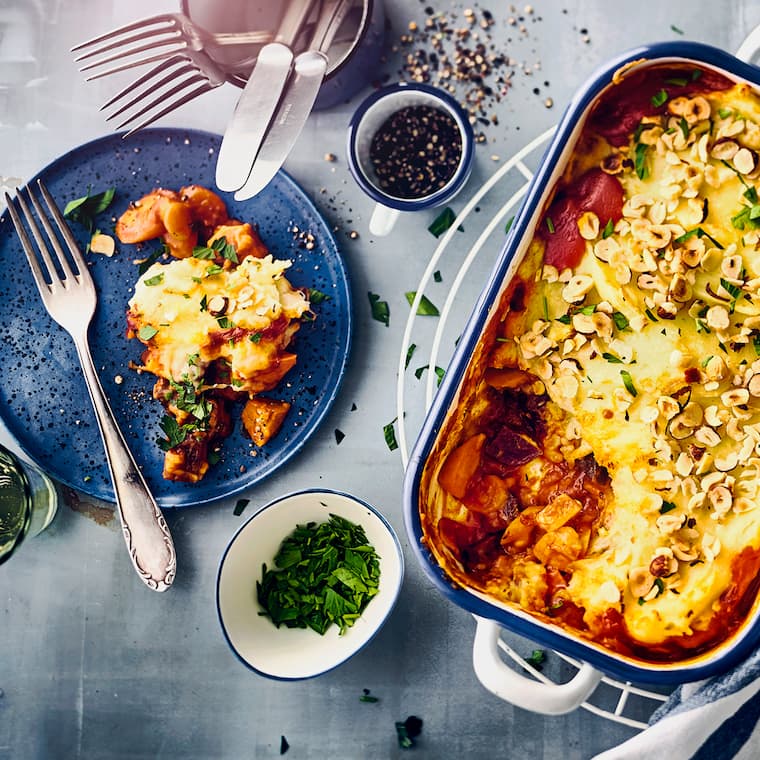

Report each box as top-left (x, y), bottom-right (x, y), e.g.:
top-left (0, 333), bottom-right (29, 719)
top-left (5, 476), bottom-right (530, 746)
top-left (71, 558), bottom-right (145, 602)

top-left (369, 105), bottom-right (462, 199)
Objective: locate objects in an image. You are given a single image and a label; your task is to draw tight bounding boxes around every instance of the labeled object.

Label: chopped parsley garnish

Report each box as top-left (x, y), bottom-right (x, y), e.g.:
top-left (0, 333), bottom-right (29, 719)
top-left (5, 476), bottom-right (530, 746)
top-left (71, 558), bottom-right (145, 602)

top-left (143, 273), bottom-right (164, 286)
top-left (718, 107), bottom-right (733, 119)
top-left (156, 415), bottom-right (195, 451)
top-left (612, 311), bottom-right (630, 331)
top-left (193, 236), bottom-right (238, 263)
top-left (308, 288), bottom-right (331, 304)
top-left (678, 116), bottom-right (690, 140)
top-left (205, 263), bottom-right (223, 276)
top-left (602, 352), bottom-right (624, 364)
top-left (405, 291), bottom-right (440, 316)
top-left (256, 514), bottom-right (381, 636)
top-left (137, 325), bottom-right (158, 341)
top-left (137, 248), bottom-right (165, 275)
top-left (428, 207), bottom-right (463, 237)
top-left (634, 142), bottom-right (650, 180)
top-left (360, 689), bottom-right (379, 703)
top-left (368, 291), bottom-right (390, 327)
top-left (660, 501), bottom-right (677, 514)
top-left (620, 369), bottom-right (637, 397)
top-left (665, 76), bottom-right (689, 87)
top-left (250, 332), bottom-right (262, 343)
top-left (505, 215), bottom-right (515, 234)
top-left (545, 216), bottom-right (555, 234)
top-left (602, 218), bottom-right (614, 238)
top-left (675, 227), bottom-right (724, 249)
top-left (651, 89), bottom-right (668, 108)
top-left (216, 316), bottom-right (234, 329)
top-left (732, 205), bottom-right (760, 231)
top-left (63, 187), bottom-right (116, 234)
top-left (383, 418), bottom-right (399, 451)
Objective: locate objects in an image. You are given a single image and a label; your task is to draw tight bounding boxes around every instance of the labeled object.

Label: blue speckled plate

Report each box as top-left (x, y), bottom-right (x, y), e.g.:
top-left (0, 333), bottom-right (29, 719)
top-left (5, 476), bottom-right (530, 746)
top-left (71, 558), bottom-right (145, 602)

top-left (0, 128), bottom-right (352, 508)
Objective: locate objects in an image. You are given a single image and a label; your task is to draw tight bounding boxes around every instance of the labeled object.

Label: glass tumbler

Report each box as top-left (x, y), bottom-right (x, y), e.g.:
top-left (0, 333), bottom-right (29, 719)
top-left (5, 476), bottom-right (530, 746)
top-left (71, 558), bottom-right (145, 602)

top-left (0, 442), bottom-right (59, 565)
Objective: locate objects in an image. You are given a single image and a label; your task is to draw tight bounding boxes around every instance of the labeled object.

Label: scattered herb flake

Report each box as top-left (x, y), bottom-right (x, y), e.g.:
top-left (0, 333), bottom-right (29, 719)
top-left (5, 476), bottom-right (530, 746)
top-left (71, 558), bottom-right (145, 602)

top-left (634, 142), bottom-right (650, 180)
top-left (233, 498), bottom-right (250, 516)
top-left (308, 288), bottom-right (331, 305)
top-left (526, 649), bottom-right (546, 669)
top-left (360, 689), bottom-right (380, 703)
top-left (368, 291), bottom-right (390, 327)
top-left (545, 216), bottom-right (555, 234)
top-left (428, 207), bottom-right (462, 238)
top-left (143, 273), bottom-right (164, 287)
top-left (405, 291), bottom-right (440, 316)
top-left (612, 311), bottom-right (630, 331)
top-left (660, 501), bottom-right (677, 514)
top-left (505, 215), bottom-right (515, 234)
top-left (405, 343), bottom-right (417, 369)
top-left (670, 24), bottom-right (684, 34)
top-left (602, 218), bottom-right (614, 238)
top-left (602, 352), bottom-right (624, 364)
top-left (651, 89), bottom-right (668, 108)
top-left (384, 419), bottom-right (399, 451)
top-left (433, 270), bottom-right (442, 283)
top-left (334, 429), bottom-right (345, 445)
top-left (395, 716), bottom-right (423, 749)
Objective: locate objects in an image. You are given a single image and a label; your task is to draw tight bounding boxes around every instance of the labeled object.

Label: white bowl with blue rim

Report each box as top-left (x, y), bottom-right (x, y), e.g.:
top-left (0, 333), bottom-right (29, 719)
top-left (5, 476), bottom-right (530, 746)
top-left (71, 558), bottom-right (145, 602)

top-left (217, 488), bottom-right (404, 680)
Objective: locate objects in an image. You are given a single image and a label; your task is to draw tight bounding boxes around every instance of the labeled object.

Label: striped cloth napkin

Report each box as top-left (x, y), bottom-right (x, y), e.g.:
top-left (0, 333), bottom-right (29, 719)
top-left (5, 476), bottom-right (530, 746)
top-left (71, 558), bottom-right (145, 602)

top-left (594, 648), bottom-right (760, 759)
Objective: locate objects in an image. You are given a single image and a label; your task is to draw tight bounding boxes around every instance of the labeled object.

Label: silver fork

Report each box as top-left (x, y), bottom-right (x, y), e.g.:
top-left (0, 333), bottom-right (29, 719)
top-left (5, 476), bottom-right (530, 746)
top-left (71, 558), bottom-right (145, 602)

top-left (71, 12), bottom-right (272, 79)
top-left (99, 49), bottom-right (229, 137)
top-left (5, 180), bottom-right (176, 593)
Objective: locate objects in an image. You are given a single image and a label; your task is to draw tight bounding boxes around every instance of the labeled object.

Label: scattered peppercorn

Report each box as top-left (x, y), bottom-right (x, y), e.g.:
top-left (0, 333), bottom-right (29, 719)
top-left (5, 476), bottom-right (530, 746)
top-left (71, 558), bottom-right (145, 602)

top-left (369, 105), bottom-right (462, 199)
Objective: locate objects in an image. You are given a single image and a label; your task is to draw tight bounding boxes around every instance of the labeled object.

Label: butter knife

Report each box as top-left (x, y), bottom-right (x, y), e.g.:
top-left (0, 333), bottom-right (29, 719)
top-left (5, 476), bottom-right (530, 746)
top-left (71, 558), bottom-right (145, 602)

top-left (234, 0), bottom-right (353, 201)
top-left (215, 0), bottom-right (318, 192)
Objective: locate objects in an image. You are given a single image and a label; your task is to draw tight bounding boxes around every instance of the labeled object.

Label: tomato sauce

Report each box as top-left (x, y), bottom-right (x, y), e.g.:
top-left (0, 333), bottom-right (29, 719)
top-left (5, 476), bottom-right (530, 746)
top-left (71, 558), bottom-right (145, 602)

top-left (539, 169), bottom-right (624, 270)
top-left (589, 65), bottom-right (733, 147)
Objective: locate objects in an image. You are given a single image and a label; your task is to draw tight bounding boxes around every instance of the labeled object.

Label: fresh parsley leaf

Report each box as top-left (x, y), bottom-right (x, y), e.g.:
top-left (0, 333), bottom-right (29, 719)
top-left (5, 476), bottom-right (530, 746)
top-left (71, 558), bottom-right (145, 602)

top-left (63, 187), bottom-right (116, 234)
top-left (256, 514), bottom-right (381, 636)
top-left (405, 291), bottom-right (440, 316)
top-left (368, 292), bottom-right (390, 327)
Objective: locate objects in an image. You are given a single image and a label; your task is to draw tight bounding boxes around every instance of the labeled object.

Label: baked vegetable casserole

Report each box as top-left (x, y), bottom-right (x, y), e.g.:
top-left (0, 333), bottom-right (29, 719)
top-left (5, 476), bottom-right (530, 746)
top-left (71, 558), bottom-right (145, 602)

top-left (419, 65), bottom-right (760, 663)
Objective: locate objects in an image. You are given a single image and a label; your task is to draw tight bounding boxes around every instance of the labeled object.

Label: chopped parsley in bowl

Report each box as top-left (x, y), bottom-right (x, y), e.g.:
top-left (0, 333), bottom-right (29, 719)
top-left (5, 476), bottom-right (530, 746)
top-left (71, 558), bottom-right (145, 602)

top-left (216, 489), bottom-right (404, 680)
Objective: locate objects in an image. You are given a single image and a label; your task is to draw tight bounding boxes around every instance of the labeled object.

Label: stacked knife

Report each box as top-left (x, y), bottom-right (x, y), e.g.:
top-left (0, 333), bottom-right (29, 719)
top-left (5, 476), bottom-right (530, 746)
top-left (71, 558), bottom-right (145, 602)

top-left (216, 0), bottom-right (353, 200)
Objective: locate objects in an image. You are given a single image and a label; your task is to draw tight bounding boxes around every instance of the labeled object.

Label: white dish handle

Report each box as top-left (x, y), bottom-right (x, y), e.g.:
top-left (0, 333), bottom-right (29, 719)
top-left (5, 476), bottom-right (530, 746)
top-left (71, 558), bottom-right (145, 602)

top-left (736, 24), bottom-right (760, 63)
top-left (472, 617), bottom-right (602, 715)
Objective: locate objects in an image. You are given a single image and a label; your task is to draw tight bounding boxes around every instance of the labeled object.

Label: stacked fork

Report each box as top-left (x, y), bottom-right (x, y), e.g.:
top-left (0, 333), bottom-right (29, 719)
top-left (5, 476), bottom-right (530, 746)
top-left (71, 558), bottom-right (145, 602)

top-left (71, 12), bottom-right (272, 136)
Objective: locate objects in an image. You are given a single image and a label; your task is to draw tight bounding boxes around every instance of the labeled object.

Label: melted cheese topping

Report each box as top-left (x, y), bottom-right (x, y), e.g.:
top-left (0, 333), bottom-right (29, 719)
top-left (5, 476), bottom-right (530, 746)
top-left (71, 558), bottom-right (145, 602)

top-left (128, 255), bottom-right (309, 387)
top-left (421, 77), bottom-right (760, 660)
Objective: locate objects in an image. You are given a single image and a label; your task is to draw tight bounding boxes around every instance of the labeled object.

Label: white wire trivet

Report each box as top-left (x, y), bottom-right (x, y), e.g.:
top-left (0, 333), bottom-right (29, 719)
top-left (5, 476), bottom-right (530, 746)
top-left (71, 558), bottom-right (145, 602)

top-left (396, 126), bottom-right (671, 729)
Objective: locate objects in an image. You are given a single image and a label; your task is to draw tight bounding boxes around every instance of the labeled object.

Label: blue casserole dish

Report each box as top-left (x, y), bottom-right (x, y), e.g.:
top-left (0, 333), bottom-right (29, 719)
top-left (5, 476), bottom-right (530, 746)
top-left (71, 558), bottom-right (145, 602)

top-left (403, 40), bottom-right (760, 687)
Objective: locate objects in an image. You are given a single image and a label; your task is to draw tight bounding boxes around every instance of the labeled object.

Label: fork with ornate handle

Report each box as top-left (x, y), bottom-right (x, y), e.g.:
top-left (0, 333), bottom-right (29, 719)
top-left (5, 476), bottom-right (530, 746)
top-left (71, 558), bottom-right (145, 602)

top-left (5, 180), bottom-right (176, 592)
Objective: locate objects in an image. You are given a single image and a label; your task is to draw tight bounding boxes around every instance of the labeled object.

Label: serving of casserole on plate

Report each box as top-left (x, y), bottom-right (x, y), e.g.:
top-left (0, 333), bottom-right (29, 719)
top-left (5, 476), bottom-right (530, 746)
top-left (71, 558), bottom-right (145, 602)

top-left (405, 43), bottom-right (760, 682)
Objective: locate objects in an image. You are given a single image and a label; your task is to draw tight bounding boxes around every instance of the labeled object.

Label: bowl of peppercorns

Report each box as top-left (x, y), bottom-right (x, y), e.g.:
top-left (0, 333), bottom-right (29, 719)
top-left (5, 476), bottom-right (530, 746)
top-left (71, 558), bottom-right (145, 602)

top-left (347, 82), bottom-right (475, 236)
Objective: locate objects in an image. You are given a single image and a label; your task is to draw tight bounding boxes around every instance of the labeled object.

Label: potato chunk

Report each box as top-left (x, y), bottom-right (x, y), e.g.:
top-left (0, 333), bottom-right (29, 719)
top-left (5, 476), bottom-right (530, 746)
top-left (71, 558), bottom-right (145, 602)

top-left (241, 397), bottom-right (291, 446)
